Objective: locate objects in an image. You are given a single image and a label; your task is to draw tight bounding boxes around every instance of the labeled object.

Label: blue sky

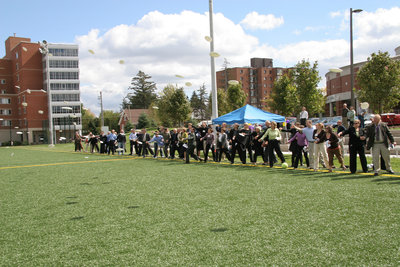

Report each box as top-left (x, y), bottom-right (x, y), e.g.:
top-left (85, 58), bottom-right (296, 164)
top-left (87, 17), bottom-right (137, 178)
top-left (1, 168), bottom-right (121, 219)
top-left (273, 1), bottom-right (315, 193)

top-left (1, 0), bottom-right (400, 114)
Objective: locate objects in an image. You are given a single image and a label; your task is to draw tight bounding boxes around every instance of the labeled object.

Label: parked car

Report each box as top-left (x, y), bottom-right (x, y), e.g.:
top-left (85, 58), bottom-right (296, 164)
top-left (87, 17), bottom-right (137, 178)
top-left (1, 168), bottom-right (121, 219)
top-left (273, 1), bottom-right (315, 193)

top-left (381, 113), bottom-right (400, 126)
top-left (324, 116), bottom-right (342, 128)
top-left (310, 117), bottom-right (320, 125)
top-left (364, 113), bottom-right (374, 126)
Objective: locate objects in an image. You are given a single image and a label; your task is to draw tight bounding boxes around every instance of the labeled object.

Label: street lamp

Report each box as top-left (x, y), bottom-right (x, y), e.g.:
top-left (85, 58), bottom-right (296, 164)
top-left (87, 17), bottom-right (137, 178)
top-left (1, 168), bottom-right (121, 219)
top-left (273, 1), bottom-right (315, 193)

top-left (350, 8), bottom-right (363, 108)
top-left (39, 40), bottom-right (54, 146)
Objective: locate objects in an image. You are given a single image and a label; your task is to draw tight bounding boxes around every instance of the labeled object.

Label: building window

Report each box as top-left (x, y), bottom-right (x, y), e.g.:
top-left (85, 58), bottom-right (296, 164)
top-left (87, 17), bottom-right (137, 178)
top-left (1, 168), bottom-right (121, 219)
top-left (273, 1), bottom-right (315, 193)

top-left (1, 120), bottom-right (11, 126)
top-left (50, 72), bottom-right (79, 80)
top-left (270, 84), bottom-right (273, 88)
top-left (263, 77), bottom-right (266, 81)
top-left (263, 84), bottom-right (266, 88)
top-left (52, 105), bottom-right (81, 114)
top-left (0, 109), bottom-right (11, 115)
top-left (0, 98), bottom-right (11, 104)
top-left (49, 60), bottom-right (79, 68)
top-left (22, 95), bottom-right (25, 102)
top-left (1, 90), bottom-right (5, 94)
top-left (16, 74), bottom-right (19, 82)
top-left (16, 63), bottom-right (19, 70)
top-left (1, 79), bottom-right (6, 84)
top-left (15, 52), bottom-right (18, 59)
top-left (50, 83), bottom-right (80, 90)
top-left (270, 77), bottom-right (273, 81)
top-left (23, 107), bottom-right (26, 114)
top-left (51, 93), bottom-right (80, 102)
top-left (240, 70), bottom-right (243, 74)
top-left (264, 70), bottom-right (266, 74)
top-left (48, 48), bottom-right (78, 57)
top-left (269, 70), bottom-right (272, 74)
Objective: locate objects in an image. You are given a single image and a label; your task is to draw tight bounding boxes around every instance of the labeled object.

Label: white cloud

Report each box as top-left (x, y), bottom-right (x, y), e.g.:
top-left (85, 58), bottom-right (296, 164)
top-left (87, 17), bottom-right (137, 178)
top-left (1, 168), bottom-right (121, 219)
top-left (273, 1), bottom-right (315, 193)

top-left (75, 8), bottom-right (400, 115)
top-left (330, 10), bottom-right (342, 18)
top-left (240, 11), bottom-right (284, 30)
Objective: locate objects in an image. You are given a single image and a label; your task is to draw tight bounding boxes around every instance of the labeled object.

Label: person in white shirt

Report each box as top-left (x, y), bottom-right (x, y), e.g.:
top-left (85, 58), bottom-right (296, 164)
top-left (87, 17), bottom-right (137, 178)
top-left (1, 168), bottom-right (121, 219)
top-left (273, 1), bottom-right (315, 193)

top-left (299, 106), bottom-right (308, 126)
top-left (302, 120), bottom-right (316, 168)
top-left (128, 129), bottom-right (138, 155)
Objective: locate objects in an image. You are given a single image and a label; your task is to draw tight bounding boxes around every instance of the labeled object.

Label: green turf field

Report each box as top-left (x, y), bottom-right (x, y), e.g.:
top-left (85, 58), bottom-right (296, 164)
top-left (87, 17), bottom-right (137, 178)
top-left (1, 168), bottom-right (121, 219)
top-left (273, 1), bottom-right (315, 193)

top-left (1, 145), bottom-right (399, 265)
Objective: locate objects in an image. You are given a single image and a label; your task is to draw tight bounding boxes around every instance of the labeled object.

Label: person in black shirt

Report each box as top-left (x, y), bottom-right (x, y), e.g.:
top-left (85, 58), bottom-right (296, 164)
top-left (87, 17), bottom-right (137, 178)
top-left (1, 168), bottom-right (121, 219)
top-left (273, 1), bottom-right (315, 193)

top-left (89, 132), bottom-right (99, 153)
top-left (99, 131), bottom-right (107, 154)
top-left (339, 119), bottom-right (368, 173)
top-left (169, 128), bottom-right (179, 159)
top-left (229, 123), bottom-right (240, 164)
top-left (237, 123), bottom-right (252, 164)
top-left (251, 126), bottom-right (263, 164)
top-left (195, 122), bottom-right (209, 157)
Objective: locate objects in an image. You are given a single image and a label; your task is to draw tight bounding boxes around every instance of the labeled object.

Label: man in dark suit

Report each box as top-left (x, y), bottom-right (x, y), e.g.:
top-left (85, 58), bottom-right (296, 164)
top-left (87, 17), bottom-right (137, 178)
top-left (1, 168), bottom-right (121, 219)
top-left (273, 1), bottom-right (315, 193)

top-left (228, 123), bottom-right (240, 164)
top-left (139, 129), bottom-right (153, 158)
top-left (169, 128), bottom-right (178, 159)
top-left (365, 115), bottom-right (396, 175)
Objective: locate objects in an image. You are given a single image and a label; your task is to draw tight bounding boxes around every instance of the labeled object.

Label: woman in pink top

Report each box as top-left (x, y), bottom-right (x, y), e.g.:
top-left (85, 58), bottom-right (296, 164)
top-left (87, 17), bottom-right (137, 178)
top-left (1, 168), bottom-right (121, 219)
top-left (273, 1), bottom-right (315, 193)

top-left (288, 127), bottom-right (309, 168)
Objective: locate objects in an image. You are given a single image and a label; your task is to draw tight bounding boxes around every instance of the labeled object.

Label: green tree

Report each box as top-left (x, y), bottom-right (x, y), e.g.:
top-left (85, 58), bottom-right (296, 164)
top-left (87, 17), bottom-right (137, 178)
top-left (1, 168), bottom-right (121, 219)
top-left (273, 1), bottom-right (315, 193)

top-left (190, 84), bottom-right (209, 120)
top-left (136, 113), bottom-right (151, 129)
top-left (81, 104), bottom-right (97, 134)
top-left (102, 110), bottom-right (120, 131)
top-left (292, 60), bottom-right (324, 116)
top-left (124, 121), bottom-right (135, 132)
top-left (227, 83), bottom-right (247, 112)
top-left (268, 74), bottom-right (298, 116)
top-left (127, 71), bottom-right (157, 109)
top-left (357, 51), bottom-right (400, 114)
top-left (157, 85), bottom-right (192, 126)
top-left (208, 88), bottom-right (230, 117)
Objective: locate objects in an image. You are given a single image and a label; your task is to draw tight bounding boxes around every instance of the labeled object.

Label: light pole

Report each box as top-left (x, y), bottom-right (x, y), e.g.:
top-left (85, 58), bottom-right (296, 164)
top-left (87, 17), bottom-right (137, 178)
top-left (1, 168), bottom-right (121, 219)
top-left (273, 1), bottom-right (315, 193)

top-left (39, 40), bottom-right (54, 146)
top-left (209, 0), bottom-right (218, 120)
top-left (350, 8), bottom-right (363, 108)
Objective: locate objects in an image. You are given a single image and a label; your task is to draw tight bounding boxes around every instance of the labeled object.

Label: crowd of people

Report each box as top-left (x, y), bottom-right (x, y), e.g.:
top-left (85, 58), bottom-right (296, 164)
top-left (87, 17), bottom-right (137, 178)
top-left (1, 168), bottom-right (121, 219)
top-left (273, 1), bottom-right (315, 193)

top-left (73, 113), bottom-right (397, 176)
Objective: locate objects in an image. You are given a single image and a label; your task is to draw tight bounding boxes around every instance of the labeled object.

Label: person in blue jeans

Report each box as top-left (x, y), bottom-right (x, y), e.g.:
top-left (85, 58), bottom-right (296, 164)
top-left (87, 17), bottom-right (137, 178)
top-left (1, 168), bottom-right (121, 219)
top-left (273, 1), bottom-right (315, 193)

top-left (149, 131), bottom-right (164, 158)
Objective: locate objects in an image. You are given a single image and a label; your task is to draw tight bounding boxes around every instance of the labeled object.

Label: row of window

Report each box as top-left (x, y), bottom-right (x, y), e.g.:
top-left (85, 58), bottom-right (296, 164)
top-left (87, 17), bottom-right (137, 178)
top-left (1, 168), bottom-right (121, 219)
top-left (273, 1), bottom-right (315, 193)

top-left (50, 83), bottom-right (79, 90)
top-left (49, 60), bottom-right (79, 68)
top-left (53, 117), bottom-right (81, 126)
top-left (1, 79), bottom-right (6, 84)
top-left (44, 72), bottom-right (79, 80)
top-left (48, 48), bottom-right (78, 57)
top-left (52, 106), bottom-right (81, 114)
top-left (51, 94), bottom-right (80, 102)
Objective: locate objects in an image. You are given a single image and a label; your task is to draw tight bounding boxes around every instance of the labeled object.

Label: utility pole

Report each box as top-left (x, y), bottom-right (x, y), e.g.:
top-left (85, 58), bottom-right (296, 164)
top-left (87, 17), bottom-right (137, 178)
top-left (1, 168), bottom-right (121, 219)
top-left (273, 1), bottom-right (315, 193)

top-left (99, 91), bottom-right (104, 127)
top-left (223, 58), bottom-right (230, 92)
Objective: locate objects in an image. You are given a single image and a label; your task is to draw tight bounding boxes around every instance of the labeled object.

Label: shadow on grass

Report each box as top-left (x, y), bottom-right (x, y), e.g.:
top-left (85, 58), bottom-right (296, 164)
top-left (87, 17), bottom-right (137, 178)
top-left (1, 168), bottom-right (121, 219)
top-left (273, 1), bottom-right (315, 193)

top-left (127, 205), bottom-right (139, 209)
top-left (102, 182), bottom-right (111, 184)
top-left (66, 201), bottom-right (78, 205)
top-left (80, 182), bottom-right (92, 186)
top-left (372, 177), bottom-right (400, 182)
top-left (66, 196), bottom-right (77, 199)
top-left (210, 227), bottom-right (228, 232)
top-left (70, 216), bottom-right (84, 220)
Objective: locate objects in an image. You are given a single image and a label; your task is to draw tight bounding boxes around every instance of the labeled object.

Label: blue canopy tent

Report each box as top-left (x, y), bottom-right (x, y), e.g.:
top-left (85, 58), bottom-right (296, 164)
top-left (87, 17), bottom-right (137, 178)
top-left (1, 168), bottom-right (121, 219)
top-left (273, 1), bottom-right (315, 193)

top-left (212, 104), bottom-right (285, 125)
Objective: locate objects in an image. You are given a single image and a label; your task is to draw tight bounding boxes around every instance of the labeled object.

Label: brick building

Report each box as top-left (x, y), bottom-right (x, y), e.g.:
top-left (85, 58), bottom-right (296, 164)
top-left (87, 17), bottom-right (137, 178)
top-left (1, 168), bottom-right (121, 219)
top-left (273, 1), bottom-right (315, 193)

top-left (325, 46), bottom-right (400, 116)
top-left (216, 58), bottom-right (289, 110)
top-left (0, 36), bottom-right (82, 145)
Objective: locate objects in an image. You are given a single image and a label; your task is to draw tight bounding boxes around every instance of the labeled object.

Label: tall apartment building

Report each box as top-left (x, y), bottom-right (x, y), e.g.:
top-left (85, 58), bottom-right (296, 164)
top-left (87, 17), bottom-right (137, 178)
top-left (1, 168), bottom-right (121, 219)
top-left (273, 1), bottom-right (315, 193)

top-left (0, 36), bottom-right (82, 145)
top-left (216, 58), bottom-right (289, 110)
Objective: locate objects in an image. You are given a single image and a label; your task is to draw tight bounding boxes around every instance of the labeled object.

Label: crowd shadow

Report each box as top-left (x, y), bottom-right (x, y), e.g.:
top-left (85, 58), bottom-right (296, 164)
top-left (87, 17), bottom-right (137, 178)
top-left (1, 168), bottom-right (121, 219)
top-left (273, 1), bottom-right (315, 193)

top-left (210, 227), bottom-right (228, 232)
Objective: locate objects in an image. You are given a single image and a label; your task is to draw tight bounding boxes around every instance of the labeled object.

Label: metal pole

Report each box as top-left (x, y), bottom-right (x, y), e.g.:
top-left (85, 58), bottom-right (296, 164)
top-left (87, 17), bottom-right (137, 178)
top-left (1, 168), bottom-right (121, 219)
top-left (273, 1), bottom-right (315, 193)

top-left (46, 47), bottom-right (54, 146)
top-left (100, 91), bottom-right (104, 127)
top-left (209, 0), bottom-right (218, 120)
top-left (350, 8), bottom-right (355, 108)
